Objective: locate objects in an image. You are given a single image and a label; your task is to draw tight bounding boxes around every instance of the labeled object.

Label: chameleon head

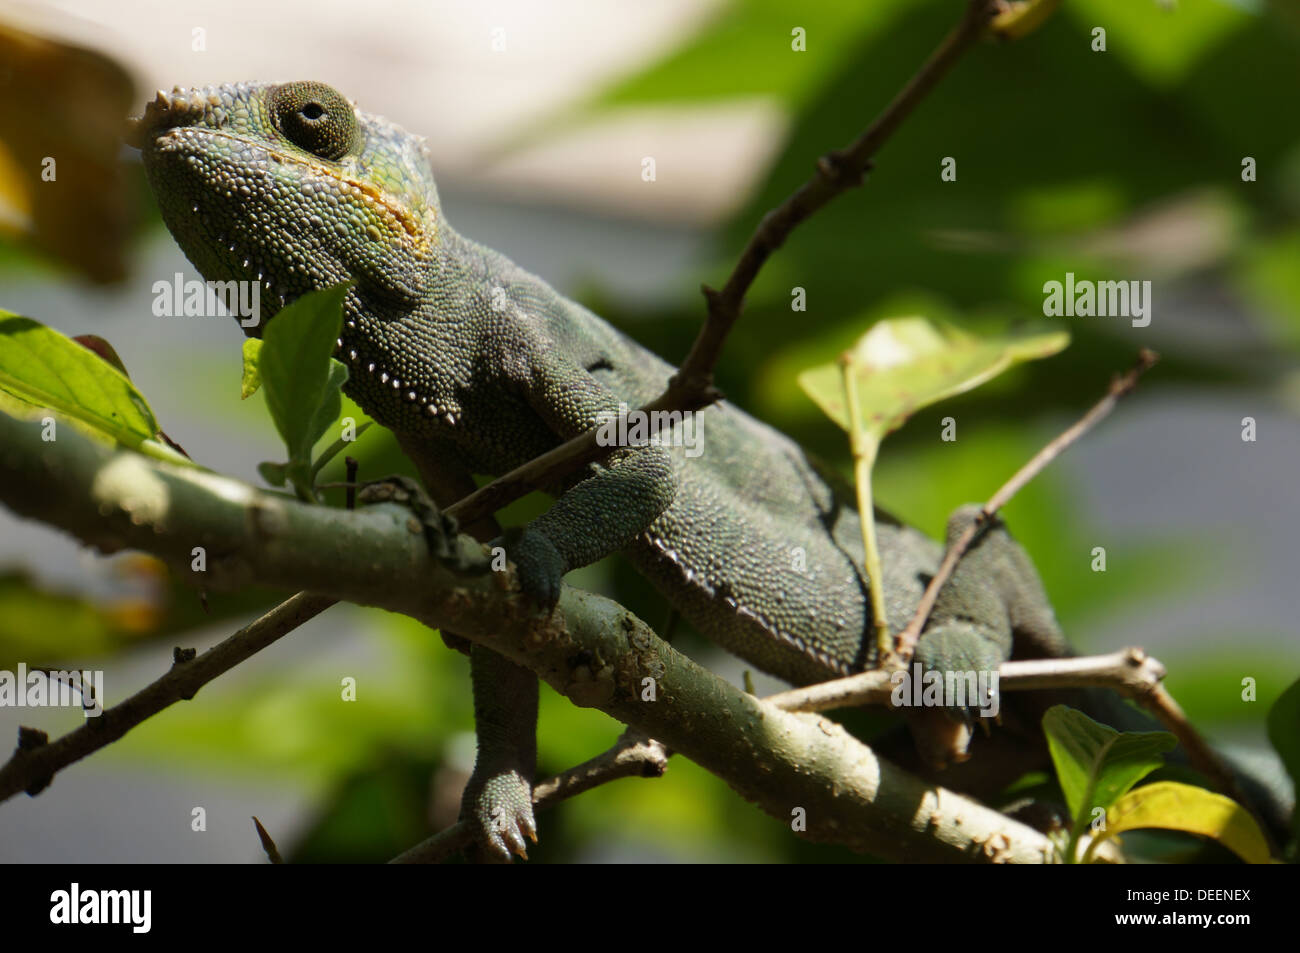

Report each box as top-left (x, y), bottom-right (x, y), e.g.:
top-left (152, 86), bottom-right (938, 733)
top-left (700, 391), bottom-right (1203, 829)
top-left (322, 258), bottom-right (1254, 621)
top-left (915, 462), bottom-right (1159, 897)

top-left (129, 81), bottom-right (440, 332)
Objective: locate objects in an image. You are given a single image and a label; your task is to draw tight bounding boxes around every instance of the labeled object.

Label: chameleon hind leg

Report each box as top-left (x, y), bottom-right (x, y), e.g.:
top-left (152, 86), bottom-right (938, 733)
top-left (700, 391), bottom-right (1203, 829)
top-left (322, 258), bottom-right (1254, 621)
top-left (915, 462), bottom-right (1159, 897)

top-left (906, 505), bottom-right (1060, 768)
top-left (394, 435), bottom-right (540, 862)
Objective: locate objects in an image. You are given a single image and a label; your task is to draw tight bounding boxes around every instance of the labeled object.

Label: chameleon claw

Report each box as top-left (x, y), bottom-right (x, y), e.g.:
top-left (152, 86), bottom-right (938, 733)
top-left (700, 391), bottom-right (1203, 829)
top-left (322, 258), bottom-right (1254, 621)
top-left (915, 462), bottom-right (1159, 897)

top-left (503, 825), bottom-right (529, 860)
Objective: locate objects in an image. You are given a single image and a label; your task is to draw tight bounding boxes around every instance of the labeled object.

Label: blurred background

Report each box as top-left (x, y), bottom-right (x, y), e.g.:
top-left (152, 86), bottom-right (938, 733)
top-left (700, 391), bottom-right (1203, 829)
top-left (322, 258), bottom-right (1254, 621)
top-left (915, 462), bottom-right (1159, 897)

top-left (0, 0), bottom-right (1297, 862)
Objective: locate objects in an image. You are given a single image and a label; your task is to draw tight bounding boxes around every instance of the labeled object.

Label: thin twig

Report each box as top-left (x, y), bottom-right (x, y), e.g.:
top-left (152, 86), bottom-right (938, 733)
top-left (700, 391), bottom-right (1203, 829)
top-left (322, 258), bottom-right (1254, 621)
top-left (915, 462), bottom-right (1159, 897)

top-left (448, 0), bottom-right (1001, 529)
top-left (764, 643), bottom-right (1275, 843)
top-left (765, 648), bottom-right (1171, 714)
top-left (677, 0), bottom-right (999, 393)
top-left (389, 731), bottom-right (670, 864)
top-left (0, 592), bottom-right (336, 801)
top-left (252, 816), bottom-right (284, 864)
top-left (761, 350), bottom-right (1159, 721)
top-left (1138, 684), bottom-right (1263, 832)
top-left (893, 348), bottom-right (1159, 661)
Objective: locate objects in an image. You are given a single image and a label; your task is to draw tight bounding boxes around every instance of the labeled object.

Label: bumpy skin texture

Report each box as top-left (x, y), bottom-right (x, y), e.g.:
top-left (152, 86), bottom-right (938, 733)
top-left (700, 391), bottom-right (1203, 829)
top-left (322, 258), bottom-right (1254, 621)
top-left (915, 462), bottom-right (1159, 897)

top-left (132, 82), bottom-right (1288, 855)
top-left (127, 81), bottom-right (1073, 851)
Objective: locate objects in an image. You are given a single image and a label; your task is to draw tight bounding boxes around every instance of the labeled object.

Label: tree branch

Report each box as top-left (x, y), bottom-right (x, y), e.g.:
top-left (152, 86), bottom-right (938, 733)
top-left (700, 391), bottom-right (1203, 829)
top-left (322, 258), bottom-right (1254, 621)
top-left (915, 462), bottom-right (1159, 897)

top-left (446, 0), bottom-right (1001, 529)
top-left (0, 592), bottom-right (334, 800)
top-left (389, 730), bottom-right (670, 864)
top-left (765, 648), bottom-right (1171, 714)
top-left (0, 412), bottom-right (1051, 862)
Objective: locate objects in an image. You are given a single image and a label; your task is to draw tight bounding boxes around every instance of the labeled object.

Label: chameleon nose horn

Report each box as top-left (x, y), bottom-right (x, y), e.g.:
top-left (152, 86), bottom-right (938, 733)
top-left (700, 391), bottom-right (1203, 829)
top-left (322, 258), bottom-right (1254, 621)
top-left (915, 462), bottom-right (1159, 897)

top-left (124, 87), bottom-right (210, 149)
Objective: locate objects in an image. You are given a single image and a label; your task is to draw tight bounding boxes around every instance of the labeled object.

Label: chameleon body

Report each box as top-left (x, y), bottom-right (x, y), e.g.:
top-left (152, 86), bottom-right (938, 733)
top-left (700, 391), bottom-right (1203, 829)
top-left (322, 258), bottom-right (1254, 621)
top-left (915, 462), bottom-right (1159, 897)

top-left (131, 82), bottom-right (1288, 858)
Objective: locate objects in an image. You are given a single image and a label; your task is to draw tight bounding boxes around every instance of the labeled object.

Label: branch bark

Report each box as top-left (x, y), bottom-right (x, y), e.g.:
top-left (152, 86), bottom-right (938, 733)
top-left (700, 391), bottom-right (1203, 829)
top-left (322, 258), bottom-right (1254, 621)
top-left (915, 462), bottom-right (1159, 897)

top-left (1, 0), bottom-right (1038, 860)
top-left (0, 412), bottom-right (1051, 862)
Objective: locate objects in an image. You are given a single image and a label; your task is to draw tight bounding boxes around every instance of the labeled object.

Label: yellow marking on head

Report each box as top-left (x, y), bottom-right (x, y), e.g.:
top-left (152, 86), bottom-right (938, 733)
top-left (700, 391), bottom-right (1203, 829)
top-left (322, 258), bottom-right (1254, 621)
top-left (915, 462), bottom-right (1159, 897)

top-left (166, 126), bottom-right (436, 253)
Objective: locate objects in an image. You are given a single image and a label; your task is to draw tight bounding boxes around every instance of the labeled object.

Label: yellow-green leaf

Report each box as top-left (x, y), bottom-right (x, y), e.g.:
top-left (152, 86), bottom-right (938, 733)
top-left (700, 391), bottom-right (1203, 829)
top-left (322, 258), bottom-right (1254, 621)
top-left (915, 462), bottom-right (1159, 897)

top-left (242, 338), bottom-right (263, 399)
top-left (1092, 781), bottom-right (1274, 864)
top-left (989, 0), bottom-right (1063, 41)
top-left (797, 316), bottom-right (1067, 658)
top-left (797, 316), bottom-right (1067, 440)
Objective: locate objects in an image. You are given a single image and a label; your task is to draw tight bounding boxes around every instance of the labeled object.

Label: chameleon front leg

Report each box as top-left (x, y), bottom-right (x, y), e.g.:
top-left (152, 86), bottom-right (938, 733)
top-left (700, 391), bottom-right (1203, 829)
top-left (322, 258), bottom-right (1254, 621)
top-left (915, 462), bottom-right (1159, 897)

top-left (503, 365), bottom-right (678, 606)
top-left (396, 434), bottom-right (539, 861)
top-left (506, 444), bottom-right (676, 605)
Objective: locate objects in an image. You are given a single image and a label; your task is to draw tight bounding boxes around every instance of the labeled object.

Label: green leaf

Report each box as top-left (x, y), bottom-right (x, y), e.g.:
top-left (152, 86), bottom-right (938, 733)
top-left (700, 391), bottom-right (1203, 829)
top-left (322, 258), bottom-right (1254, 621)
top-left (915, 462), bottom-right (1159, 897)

top-left (304, 358), bottom-right (349, 465)
top-left (1089, 781), bottom-right (1274, 865)
top-left (257, 461), bottom-right (288, 488)
top-left (256, 283), bottom-right (350, 496)
top-left (241, 338), bottom-right (263, 398)
top-left (1042, 704), bottom-right (1176, 861)
top-left (0, 312), bottom-right (158, 446)
top-left (797, 316), bottom-right (1068, 440)
top-left (796, 316), bottom-right (1066, 655)
top-left (1043, 705), bottom-right (1176, 819)
top-left (1062, 0), bottom-right (1247, 89)
top-left (71, 334), bottom-right (130, 377)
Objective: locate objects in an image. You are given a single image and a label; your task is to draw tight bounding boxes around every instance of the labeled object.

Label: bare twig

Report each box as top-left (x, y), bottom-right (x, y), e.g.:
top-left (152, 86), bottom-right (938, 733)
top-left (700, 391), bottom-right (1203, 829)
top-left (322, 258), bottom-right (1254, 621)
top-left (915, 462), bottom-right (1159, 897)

top-left (252, 816), bottom-right (284, 864)
top-left (760, 350), bottom-right (1160, 721)
top-left (677, 0), bottom-right (999, 393)
top-left (893, 348), bottom-right (1160, 661)
top-left (448, 0), bottom-right (1001, 529)
top-left (390, 731), bottom-right (670, 864)
top-left (766, 648), bottom-right (1170, 714)
top-left (0, 592), bottom-right (335, 801)
top-left (1139, 684), bottom-right (1262, 827)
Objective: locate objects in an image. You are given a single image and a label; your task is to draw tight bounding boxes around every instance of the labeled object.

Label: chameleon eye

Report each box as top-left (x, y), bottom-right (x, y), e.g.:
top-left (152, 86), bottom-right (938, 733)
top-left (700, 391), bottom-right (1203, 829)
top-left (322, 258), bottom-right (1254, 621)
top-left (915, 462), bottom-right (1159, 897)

top-left (269, 82), bottom-right (358, 160)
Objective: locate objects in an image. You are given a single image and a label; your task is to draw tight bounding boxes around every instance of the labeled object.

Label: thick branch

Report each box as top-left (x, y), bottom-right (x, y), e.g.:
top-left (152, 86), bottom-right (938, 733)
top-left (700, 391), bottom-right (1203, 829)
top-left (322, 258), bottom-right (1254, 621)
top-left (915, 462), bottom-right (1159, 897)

top-left (0, 412), bottom-right (1050, 862)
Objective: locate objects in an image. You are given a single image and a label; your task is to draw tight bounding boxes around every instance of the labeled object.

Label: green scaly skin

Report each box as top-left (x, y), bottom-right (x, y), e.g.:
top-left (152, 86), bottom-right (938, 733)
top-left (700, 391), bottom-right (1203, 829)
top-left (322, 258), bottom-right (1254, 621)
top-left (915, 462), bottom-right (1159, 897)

top-left (130, 82), bottom-right (1291, 859)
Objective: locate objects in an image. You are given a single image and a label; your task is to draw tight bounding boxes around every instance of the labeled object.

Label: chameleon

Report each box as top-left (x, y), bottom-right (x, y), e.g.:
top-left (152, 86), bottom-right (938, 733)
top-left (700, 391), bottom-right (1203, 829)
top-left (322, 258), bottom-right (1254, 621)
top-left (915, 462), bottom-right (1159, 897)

top-left (128, 81), bottom-right (1290, 859)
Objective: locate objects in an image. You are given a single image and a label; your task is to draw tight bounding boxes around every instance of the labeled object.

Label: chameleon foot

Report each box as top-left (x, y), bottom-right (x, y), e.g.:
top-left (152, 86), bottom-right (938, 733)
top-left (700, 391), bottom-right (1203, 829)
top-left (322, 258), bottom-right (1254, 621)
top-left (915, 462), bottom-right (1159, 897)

top-left (358, 475), bottom-right (487, 573)
top-left (492, 526), bottom-right (566, 609)
top-left (909, 621), bottom-right (1006, 768)
top-left (462, 769), bottom-right (538, 862)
